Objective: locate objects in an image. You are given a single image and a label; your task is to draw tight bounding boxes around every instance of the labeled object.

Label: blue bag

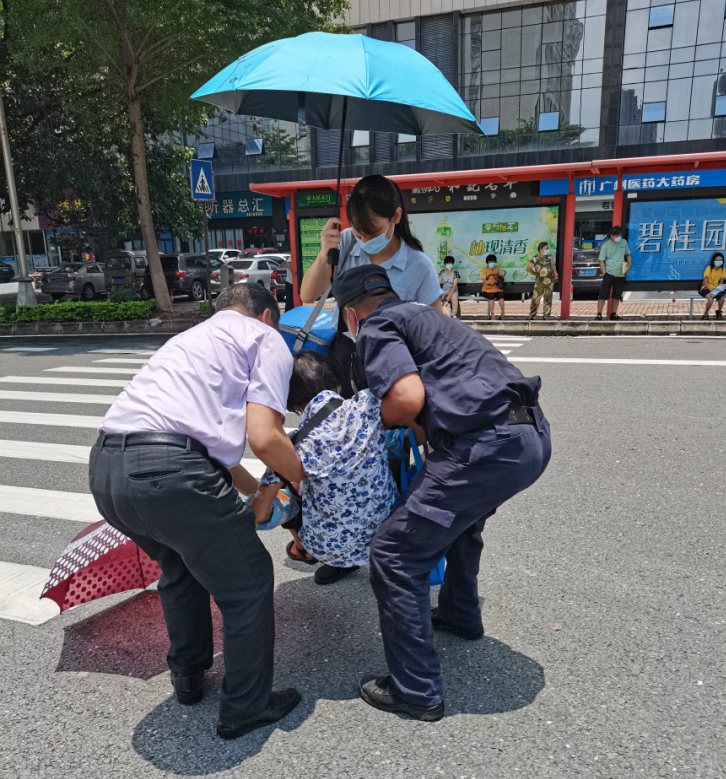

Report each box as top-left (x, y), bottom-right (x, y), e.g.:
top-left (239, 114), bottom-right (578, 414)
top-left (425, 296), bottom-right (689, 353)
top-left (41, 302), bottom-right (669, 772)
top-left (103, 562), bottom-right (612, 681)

top-left (279, 306), bottom-right (337, 355)
top-left (396, 429), bottom-right (446, 587)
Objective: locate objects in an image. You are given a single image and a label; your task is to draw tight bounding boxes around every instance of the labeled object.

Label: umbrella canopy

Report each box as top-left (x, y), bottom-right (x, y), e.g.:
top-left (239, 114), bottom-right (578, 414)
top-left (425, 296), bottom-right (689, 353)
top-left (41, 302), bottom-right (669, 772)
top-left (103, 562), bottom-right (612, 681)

top-left (191, 32), bottom-right (482, 137)
top-left (41, 520), bottom-right (160, 612)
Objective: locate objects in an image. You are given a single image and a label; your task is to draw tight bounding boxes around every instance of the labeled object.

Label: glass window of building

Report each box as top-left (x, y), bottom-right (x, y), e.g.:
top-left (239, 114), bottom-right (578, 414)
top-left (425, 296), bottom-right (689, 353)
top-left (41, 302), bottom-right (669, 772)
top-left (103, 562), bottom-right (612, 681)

top-left (397, 21), bottom-right (416, 49)
top-left (459, 0), bottom-right (606, 157)
top-left (621, 0), bottom-right (726, 144)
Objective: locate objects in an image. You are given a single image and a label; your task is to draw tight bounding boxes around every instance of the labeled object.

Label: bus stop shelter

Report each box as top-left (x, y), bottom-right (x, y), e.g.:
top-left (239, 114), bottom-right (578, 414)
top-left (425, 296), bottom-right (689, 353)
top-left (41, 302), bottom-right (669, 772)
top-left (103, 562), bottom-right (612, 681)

top-left (251, 150), bottom-right (726, 320)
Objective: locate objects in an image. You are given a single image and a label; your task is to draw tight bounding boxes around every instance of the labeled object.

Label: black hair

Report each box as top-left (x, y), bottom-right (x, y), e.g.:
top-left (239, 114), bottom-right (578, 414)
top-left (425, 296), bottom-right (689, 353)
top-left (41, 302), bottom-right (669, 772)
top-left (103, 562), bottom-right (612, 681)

top-left (485, 254), bottom-right (498, 263)
top-left (347, 174), bottom-right (424, 252)
top-left (709, 252), bottom-right (725, 268)
top-left (288, 352), bottom-right (342, 412)
top-left (346, 273), bottom-right (399, 309)
top-left (609, 225), bottom-right (622, 236)
top-left (537, 241), bottom-right (549, 252)
top-left (216, 283), bottom-right (280, 327)
top-left (444, 255), bottom-right (455, 264)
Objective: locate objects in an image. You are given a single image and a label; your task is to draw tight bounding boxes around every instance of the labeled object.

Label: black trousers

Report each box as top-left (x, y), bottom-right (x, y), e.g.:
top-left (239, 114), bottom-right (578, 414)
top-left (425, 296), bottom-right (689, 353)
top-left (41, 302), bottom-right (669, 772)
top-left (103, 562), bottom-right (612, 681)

top-left (88, 436), bottom-right (274, 724)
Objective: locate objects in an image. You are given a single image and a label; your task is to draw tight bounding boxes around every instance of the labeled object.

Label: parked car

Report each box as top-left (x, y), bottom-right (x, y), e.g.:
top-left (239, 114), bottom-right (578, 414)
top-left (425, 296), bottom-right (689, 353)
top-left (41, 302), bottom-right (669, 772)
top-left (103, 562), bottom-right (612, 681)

top-left (0, 260), bottom-right (14, 283)
top-left (140, 253), bottom-right (223, 301)
top-left (41, 262), bottom-right (106, 301)
top-left (209, 257), bottom-right (279, 294)
top-left (209, 248), bottom-right (243, 263)
top-left (571, 249), bottom-right (604, 293)
top-left (270, 260), bottom-right (287, 298)
top-left (104, 251), bottom-right (147, 293)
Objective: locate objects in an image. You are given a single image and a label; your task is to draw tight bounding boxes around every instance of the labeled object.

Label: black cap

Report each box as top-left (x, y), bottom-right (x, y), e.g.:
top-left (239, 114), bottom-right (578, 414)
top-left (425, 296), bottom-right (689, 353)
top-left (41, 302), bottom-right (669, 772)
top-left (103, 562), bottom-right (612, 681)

top-left (333, 265), bottom-right (393, 309)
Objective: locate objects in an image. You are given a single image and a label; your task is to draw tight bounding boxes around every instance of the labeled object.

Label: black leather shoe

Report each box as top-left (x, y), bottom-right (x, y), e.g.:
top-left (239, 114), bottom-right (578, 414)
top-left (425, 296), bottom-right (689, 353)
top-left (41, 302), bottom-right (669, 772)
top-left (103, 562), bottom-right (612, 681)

top-left (170, 671), bottom-right (204, 705)
top-left (359, 675), bottom-right (444, 721)
top-left (314, 564), bottom-right (359, 585)
top-left (431, 607), bottom-right (484, 640)
top-left (217, 689), bottom-right (302, 740)
top-left (609, 313), bottom-right (622, 321)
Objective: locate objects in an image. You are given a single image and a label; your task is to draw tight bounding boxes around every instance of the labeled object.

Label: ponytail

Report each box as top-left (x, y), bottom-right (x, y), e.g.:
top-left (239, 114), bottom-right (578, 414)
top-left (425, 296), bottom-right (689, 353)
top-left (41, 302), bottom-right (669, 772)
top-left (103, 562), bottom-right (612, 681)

top-left (347, 174), bottom-right (424, 253)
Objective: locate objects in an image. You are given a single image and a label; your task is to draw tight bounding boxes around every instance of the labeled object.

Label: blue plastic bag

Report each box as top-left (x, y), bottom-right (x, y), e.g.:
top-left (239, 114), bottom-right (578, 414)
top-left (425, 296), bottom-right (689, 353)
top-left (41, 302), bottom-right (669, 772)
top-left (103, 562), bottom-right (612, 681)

top-left (396, 428), bottom-right (446, 587)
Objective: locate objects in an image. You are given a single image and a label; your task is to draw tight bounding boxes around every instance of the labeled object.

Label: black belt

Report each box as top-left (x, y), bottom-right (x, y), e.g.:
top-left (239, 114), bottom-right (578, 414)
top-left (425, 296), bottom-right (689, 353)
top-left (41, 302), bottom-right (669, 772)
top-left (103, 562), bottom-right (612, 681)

top-left (100, 432), bottom-right (208, 456)
top-left (506, 404), bottom-right (543, 426)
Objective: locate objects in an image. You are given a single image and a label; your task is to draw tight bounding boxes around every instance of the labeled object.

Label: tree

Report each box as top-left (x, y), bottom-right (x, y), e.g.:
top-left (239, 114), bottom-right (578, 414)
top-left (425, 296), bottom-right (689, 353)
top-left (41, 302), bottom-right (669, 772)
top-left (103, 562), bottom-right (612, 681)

top-left (11, 0), bottom-right (348, 310)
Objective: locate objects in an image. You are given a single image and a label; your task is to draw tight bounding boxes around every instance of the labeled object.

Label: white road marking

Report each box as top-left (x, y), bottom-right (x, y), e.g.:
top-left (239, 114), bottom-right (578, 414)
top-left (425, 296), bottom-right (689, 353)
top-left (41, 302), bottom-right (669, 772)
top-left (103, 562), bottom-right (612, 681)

top-left (492, 343), bottom-right (523, 348)
top-left (623, 291), bottom-right (632, 300)
top-left (0, 410), bottom-right (103, 428)
top-left (0, 561), bottom-right (58, 625)
top-left (511, 357), bottom-right (726, 366)
top-left (0, 485), bottom-right (101, 523)
top-left (2, 347), bottom-right (58, 352)
top-left (87, 349), bottom-right (157, 354)
top-left (45, 366), bottom-right (140, 375)
top-left (0, 390), bottom-right (116, 404)
top-left (499, 350), bottom-right (512, 355)
top-left (0, 376), bottom-right (128, 388)
top-left (482, 335), bottom-right (532, 340)
top-left (92, 358), bottom-right (149, 365)
top-left (0, 439), bottom-right (91, 464)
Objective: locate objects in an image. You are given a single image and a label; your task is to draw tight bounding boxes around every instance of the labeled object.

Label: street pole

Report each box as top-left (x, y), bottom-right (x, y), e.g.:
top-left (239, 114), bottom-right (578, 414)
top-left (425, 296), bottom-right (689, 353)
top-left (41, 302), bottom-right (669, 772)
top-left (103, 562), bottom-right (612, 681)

top-left (0, 93), bottom-right (36, 308)
top-left (204, 204), bottom-right (213, 314)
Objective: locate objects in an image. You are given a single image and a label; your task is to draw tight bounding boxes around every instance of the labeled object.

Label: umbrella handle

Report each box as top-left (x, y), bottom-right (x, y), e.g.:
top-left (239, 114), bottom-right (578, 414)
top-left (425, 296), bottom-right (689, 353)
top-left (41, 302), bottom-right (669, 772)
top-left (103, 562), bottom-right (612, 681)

top-left (327, 247), bottom-right (340, 267)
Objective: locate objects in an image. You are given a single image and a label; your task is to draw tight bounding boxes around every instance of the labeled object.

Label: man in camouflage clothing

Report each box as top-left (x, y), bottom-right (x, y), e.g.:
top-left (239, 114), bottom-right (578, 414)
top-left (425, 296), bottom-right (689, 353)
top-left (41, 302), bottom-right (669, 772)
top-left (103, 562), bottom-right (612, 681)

top-left (526, 241), bottom-right (559, 319)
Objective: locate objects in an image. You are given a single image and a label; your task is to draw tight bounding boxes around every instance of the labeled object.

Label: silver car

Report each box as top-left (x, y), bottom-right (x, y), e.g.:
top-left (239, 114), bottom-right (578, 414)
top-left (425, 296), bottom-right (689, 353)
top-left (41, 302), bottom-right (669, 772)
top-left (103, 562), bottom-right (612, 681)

top-left (41, 262), bottom-right (106, 301)
top-left (210, 257), bottom-right (278, 292)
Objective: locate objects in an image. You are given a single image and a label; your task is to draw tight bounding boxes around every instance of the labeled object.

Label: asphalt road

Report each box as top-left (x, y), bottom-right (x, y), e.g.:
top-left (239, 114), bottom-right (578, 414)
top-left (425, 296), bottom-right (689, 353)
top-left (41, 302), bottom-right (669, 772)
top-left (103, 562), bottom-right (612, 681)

top-left (0, 332), bottom-right (723, 778)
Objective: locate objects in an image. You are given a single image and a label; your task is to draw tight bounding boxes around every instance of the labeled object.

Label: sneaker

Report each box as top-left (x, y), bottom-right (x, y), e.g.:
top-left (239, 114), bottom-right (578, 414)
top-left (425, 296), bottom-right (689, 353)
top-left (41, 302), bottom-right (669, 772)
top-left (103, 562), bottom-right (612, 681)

top-left (314, 564), bottom-right (359, 585)
top-left (609, 313), bottom-right (621, 321)
top-left (702, 312), bottom-right (710, 320)
top-left (217, 689), bottom-right (301, 740)
top-left (359, 674), bottom-right (444, 721)
top-left (716, 310), bottom-right (723, 320)
top-left (595, 313), bottom-right (602, 320)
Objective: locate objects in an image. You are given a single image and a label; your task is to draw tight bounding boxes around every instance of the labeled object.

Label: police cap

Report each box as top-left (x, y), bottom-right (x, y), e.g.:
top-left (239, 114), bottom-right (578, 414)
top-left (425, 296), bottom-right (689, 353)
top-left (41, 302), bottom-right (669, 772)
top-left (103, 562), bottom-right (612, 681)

top-left (333, 265), bottom-right (393, 309)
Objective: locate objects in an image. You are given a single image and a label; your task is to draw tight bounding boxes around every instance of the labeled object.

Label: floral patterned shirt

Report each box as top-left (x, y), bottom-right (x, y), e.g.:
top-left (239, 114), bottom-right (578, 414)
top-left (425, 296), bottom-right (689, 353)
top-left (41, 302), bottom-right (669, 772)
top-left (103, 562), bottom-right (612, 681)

top-left (259, 389), bottom-right (398, 567)
top-left (530, 255), bottom-right (556, 287)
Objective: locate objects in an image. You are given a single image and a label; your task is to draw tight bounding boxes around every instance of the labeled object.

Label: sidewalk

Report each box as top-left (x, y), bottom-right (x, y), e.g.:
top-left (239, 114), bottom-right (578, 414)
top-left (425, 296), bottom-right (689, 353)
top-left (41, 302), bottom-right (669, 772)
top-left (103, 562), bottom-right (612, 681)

top-left (459, 298), bottom-right (709, 319)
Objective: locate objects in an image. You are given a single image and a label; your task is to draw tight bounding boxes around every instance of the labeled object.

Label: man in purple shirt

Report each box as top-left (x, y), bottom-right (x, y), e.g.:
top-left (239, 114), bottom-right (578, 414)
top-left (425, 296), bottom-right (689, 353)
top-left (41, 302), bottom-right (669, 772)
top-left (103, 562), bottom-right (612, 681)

top-left (89, 284), bottom-right (303, 740)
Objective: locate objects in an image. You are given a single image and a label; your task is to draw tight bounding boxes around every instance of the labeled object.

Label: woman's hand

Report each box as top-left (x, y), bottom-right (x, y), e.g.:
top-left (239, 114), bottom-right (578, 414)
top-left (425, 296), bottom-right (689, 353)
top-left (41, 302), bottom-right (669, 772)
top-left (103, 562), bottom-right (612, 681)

top-left (320, 217), bottom-right (344, 256)
top-left (250, 495), bottom-right (274, 525)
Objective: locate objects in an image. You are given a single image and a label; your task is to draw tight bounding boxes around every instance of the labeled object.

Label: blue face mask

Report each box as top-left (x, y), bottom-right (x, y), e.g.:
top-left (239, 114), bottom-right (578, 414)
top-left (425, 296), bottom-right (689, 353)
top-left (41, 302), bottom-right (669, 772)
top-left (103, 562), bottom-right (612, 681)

top-left (356, 219), bottom-right (394, 255)
top-left (487, 262), bottom-right (496, 268)
top-left (614, 236), bottom-right (622, 243)
top-left (715, 260), bottom-right (724, 267)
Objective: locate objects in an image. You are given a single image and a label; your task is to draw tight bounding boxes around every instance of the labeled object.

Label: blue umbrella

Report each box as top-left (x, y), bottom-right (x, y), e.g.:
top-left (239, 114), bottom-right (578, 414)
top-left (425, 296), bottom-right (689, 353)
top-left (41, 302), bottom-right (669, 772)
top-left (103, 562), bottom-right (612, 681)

top-left (192, 32), bottom-right (482, 266)
top-left (191, 32), bottom-right (481, 137)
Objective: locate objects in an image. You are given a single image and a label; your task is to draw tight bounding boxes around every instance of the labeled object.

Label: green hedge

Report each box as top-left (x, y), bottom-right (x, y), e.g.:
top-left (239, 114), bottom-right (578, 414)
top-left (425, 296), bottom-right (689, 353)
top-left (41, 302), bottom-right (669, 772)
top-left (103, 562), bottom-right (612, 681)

top-left (0, 300), bottom-right (156, 324)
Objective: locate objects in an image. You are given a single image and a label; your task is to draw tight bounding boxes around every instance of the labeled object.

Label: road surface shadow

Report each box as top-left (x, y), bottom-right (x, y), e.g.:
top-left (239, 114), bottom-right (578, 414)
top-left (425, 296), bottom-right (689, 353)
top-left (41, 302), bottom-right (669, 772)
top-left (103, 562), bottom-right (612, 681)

top-left (131, 572), bottom-right (544, 774)
top-left (55, 590), bottom-right (222, 680)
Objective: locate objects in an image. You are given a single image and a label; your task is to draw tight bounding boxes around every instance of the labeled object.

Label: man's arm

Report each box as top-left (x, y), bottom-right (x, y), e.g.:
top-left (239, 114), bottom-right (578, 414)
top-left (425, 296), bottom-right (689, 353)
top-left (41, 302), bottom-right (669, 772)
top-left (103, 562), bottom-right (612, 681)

top-left (247, 402), bottom-right (304, 483)
top-left (624, 254), bottom-right (632, 274)
top-left (380, 372), bottom-right (426, 428)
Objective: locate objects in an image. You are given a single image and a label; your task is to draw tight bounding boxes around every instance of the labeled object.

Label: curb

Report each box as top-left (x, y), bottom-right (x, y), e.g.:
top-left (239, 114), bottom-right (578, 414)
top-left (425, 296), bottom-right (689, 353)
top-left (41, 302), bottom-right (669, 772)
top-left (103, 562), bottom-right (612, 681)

top-left (468, 320), bottom-right (726, 336)
top-left (0, 319), bottom-right (206, 336)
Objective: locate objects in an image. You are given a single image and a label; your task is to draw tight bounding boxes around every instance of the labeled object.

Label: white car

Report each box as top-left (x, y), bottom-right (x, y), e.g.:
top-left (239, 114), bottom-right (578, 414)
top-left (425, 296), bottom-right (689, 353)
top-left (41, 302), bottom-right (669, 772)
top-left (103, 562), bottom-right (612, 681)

top-left (208, 248), bottom-right (243, 263)
top-left (210, 256), bottom-right (281, 291)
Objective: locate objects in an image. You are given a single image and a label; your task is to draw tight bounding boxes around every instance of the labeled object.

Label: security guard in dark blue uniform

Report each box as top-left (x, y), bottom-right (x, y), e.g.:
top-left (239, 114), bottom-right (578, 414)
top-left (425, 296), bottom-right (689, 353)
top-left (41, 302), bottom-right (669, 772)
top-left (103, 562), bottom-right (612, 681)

top-left (333, 265), bottom-right (551, 721)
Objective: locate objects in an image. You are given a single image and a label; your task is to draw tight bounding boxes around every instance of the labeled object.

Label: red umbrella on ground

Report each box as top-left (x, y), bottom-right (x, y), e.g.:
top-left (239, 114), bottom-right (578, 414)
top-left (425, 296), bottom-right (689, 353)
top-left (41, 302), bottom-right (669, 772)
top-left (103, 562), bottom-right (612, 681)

top-left (41, 520), bottom-right (161, 612)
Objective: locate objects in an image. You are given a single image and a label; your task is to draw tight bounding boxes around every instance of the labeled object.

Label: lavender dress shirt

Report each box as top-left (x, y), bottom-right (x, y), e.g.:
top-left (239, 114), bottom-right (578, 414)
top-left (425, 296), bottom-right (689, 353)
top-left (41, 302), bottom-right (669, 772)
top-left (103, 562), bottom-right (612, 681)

top-left (100, 310), bottom-right (293, 467)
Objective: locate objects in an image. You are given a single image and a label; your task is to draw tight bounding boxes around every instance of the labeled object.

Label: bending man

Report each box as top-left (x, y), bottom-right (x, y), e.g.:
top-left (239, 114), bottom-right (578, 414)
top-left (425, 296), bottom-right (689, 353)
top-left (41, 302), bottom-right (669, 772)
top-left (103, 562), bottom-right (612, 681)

top-left (334, 266), bottom-right (552, 721)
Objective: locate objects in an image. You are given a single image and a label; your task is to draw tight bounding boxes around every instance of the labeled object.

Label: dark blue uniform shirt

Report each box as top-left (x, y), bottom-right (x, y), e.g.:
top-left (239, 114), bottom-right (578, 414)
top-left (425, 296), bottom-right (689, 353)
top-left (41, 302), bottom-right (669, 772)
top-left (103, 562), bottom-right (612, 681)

top-left (356, 298), bottom-right (541, 458)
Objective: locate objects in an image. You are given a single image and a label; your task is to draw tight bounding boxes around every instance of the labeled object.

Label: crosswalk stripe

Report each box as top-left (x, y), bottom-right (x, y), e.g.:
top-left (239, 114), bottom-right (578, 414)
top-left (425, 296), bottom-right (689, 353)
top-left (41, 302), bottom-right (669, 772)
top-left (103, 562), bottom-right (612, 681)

top-left (0, 390), bottom-right (116, 404)
top-left (482, 335), bottom-right (532, 340)
top-left (92, 358), bottom-right (149, 365)
top-left (0, 439), bottom-right (91, 464)
top-left (2, 347), bottom-right (58, 352)
top-left (87, 349), bottom-right (157, 354)
top-left (499, 350), bottom-right (512, 355)
top-left (0, 376), bottom-right (128, 388)
top-left (0, 561), bottom-right (58, 625)
top-left (491, 343), bottom-right (523, 348)
top-left (0, 485), bottom-right (101, 523)
top-left (0, 410), bottom-right (103, 428)
top-left (45, 366), bottom-right (140, 375)
top-left (510, 357), bottom-right (726, 366)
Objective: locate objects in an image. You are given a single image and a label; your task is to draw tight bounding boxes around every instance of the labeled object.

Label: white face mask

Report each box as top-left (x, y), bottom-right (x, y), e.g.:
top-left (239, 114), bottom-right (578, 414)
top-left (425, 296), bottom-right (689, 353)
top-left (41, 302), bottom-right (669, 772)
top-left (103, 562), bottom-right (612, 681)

top-left (445, 264), bottom-right (454, 270)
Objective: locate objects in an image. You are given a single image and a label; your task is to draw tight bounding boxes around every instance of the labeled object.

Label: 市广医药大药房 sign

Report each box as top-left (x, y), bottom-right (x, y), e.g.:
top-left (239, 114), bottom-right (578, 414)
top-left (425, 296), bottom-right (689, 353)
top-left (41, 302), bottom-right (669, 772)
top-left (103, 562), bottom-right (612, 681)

top-left (203, 191), bottom-right (272, 219)
top-left (540, 169), bottom-right (726, 197)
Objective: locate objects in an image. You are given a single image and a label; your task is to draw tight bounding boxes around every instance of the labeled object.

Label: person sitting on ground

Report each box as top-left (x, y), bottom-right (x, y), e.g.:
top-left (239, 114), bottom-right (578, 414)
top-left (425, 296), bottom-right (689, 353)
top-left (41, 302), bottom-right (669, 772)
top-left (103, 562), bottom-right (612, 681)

top-left (254, 351), bottom-right (398, 586)
top-left (700, 252), bottom-right (725, 320)
top-left (480, 253), bottom-right (505, 320)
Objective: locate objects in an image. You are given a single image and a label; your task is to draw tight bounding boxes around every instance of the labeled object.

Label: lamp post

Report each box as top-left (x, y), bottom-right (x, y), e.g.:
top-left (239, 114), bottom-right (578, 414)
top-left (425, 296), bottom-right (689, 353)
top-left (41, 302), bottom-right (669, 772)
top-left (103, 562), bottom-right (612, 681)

top-left (0, 92), bottom-right (36, 308)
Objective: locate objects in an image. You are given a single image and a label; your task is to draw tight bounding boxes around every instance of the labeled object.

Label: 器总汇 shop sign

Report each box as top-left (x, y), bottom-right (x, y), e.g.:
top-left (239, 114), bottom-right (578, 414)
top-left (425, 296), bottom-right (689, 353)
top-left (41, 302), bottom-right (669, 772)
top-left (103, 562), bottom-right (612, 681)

top-left (627, 197), bottom-right (726, 282)
top-left (204, 191), bottom-right (272, 218)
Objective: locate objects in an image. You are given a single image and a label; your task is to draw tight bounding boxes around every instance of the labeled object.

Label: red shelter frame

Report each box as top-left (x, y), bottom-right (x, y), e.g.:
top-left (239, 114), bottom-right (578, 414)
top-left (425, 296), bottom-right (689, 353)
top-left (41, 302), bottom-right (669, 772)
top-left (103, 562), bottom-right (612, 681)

top-left (251, 150), bottom-right (726, 320)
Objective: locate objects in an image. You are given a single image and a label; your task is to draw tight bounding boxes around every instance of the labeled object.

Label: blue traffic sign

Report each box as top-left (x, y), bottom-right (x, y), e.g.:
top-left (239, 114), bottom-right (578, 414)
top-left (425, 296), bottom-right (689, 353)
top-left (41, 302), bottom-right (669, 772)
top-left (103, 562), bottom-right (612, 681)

top-left (190, 159), bottom-right (214, 201)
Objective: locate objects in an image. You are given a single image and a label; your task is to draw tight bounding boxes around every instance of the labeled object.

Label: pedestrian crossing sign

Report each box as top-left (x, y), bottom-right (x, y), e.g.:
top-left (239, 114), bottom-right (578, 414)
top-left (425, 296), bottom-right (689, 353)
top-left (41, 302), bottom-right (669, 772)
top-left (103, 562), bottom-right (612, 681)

top-left (190, 159), bottom-right (214, 201)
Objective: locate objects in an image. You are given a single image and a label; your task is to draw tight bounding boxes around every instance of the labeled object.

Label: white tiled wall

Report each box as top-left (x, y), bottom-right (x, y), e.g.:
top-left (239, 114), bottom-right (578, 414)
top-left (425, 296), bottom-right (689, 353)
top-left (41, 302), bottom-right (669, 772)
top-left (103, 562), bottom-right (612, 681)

top-left (346, 0), bottom-right (543, 26)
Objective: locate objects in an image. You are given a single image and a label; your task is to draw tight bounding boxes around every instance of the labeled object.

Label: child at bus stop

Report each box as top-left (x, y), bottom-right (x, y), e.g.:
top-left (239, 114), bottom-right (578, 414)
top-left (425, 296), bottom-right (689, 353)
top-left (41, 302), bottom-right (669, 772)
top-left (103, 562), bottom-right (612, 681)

top-left (252, 351), bottom-right (398, 586)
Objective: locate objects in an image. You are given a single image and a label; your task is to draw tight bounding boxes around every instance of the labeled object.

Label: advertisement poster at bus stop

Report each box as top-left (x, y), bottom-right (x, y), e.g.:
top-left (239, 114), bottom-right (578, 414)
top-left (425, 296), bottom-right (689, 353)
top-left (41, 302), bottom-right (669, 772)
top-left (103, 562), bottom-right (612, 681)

top-left (627, 198), bottom-right (726, 282)
top-left (408, 205), bottom-right (559, 283)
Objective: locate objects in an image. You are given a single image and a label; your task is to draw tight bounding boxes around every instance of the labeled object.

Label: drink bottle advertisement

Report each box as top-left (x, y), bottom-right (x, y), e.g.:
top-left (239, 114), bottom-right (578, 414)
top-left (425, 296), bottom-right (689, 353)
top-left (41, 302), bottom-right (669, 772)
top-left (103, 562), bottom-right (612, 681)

top-left (409, 206), bottom-right (559, 282)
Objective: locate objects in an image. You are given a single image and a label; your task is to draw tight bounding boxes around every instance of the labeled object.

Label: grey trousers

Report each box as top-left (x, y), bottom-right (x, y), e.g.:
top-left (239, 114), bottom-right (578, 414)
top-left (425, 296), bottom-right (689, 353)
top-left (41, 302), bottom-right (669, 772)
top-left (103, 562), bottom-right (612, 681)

top-left (88, 435), bottom-right (274, 724)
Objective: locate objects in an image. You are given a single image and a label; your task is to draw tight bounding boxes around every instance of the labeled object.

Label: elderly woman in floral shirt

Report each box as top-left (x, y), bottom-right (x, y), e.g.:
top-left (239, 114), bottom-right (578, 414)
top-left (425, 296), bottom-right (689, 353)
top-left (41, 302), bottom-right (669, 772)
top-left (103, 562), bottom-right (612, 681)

top-left (526, 241), bottom-right (559, 320)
